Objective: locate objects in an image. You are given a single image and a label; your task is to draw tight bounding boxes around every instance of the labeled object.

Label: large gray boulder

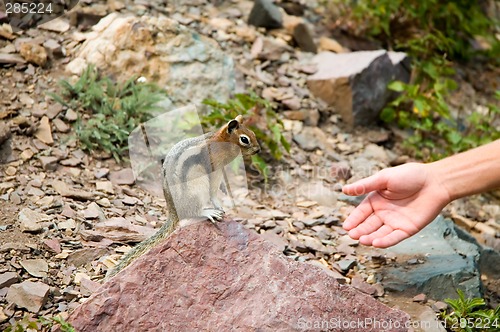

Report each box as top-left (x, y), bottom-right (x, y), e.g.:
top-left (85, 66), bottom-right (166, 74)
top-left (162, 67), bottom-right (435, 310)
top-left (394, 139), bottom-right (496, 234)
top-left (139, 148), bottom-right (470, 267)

top-left (307, 50), bottom-right (410, 127)
top-left (66, 13), bottom-right (235, 110)
top-left (69, 219), bottom-right (409, 331)
top-left (382, 216), bottom-right (490, 300)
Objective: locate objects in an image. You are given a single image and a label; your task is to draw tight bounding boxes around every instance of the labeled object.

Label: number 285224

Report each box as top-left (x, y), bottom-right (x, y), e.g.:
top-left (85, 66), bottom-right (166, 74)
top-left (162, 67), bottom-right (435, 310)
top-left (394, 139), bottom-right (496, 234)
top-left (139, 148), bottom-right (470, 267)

top-left (6, 2), bottom-right (53, 14)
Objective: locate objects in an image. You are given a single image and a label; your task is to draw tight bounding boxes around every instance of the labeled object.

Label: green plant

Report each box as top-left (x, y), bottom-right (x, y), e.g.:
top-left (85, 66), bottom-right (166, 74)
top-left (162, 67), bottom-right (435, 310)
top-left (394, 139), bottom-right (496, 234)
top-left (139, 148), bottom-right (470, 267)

top-left (4, 315), bottom-right (75, 332)
top-left (202, 93), bottom-right (290, 183)
top-left (50, 65), bottom-right (168, 161)
top-left (329, 0), bottom-right (499, 160)
top-left (440, 289), bottom-right (500, 332)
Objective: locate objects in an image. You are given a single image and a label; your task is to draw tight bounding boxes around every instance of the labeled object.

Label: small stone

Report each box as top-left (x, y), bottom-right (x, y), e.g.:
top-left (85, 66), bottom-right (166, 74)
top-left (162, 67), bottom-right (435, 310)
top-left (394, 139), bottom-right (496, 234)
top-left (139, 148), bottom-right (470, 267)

top-left (331, 161), bottom-right (352, 180)
top-left (7, 281), bottom-right (50, 313)
top-left (0, 53), bottom-right (26, 64)
top-left (43, 239), bottom-right (62, 254)
top-left (122, 196), bottom-right (138, 205)
top-left (0, 272), bottom-right (19, 288)
top-left (96, 181), bottom-right (114, 194)
top-left (362, 143), bottom-right (389, 163)
top-left (108, 168), bottom-right (135, 185)
top-left (318, 37), bottom-right (347, 53)
top-left (373, 283), bottom-right (385, 297)
top-left (65, 109), bottom-right (78, 122)
top-left (74, 272), bottom-right (91, 285)
top-left (43, 39), bottom-right (63, 58)
top-left (5, 166), bottom-right (16, 176)
top-left (282, 97), bottom-right (301, 110)
top-left (338, 235), bottom-right (359, 247)
top-left (20, 259), bottom-right (49, 278)
top-left (19, 42), bottom-right (48, 67)
top-left (46, 103), bottom-right (63, 119)
top-left (336, 243), bottom-right (355, 256)
top-left (292, 22), bottom-right (317, 53)
top-left (296, 201), bottom-right (317, 208)
top-left (39, 18), bottom-right (70, 33)
top-left (248, 0), bottom-right (283, 29)
top-left (38, 156), bottom-right (59, 171)
top-left (96, 197), bottom-right (111, 207)
top-left (351, 275), bottom-right (376, 295)
top-left (19, 93), bottom-right (34, 106)
top-left (60, 157), bottom-right (81, 167)
top-left (0, 306), bottom-right (8, 323)
top-left (431, 301), bottom-right (448, 312)
top-left (34, 116), bottom-right (53, 145)
top-left (83, 202), bottom-right (103, 220)
top-left (52, 118), bottom-right (70, 133)
top-left (52, 180), bottom-right (95, 200)
top-left (293, 127), bottom-right (329, 151)
top-left (338, 259), bottom-right (356, 271)
top-left (18, 208), bottom-right (51, 233)
top-left (67, 248), bottom-right (109, 267)
top-left (28, 187), bottom-right (45, 197)
top-left (58, 219), bottom-right (77, 230)
top-left (95, 168), bottom-right (110, 179)
top-left (61, 205), bottom-right (76, 218)
top-left (302, 219), bottom-right (323, 227)
top-left (32, 108), bottom-right (47, 118)
top-left (412, 293), bottom-right (427, 303)
top-left (20, 149), bottom-right (34, 161)
top-left (0, 242), bottom-right (29, 253)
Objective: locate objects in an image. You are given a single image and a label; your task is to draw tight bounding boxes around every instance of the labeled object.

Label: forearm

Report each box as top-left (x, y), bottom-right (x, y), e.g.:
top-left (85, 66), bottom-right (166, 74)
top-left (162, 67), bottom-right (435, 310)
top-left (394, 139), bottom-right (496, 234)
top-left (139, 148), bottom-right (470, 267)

top-left (428, 139), bottom-right (500, 201)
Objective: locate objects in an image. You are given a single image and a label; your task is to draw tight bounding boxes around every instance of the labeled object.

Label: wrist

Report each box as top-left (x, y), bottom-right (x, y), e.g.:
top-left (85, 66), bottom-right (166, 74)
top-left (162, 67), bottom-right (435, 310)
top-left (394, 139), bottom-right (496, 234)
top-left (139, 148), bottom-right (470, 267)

top-left (424, 161), bottom-right (455, 205)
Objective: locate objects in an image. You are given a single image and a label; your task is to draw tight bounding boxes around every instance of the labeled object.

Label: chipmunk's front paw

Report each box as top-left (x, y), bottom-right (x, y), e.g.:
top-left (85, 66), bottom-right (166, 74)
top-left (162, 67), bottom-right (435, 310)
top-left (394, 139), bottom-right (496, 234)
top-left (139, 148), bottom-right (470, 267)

top-left (201, 208), bottom-right (225, 223)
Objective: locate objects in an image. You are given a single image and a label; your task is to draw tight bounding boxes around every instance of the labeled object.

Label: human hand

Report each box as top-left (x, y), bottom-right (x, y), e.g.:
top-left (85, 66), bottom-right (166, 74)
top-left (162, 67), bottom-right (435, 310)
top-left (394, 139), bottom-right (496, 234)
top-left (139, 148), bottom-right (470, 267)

top-left (342, 163), bottom-right (451, 248)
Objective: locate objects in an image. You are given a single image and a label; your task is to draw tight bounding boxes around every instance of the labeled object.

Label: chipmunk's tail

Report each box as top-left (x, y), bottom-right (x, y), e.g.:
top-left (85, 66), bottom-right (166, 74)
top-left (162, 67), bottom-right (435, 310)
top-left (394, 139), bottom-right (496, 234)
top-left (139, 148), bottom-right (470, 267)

top-left (104, 215), bottom-right (179, 280)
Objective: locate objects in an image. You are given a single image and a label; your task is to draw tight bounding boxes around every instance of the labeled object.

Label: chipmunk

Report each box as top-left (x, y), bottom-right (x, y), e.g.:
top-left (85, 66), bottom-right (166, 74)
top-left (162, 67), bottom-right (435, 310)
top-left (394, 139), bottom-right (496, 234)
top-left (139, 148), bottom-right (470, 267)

top-left (106, 115), bottom-right (260, 278)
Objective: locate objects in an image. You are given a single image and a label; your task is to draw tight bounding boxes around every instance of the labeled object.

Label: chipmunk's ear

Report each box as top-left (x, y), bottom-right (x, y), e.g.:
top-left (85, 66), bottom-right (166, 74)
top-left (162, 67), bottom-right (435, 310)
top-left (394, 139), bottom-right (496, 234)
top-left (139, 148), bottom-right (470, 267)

top-left (227, 115), bottom-right (242, 134)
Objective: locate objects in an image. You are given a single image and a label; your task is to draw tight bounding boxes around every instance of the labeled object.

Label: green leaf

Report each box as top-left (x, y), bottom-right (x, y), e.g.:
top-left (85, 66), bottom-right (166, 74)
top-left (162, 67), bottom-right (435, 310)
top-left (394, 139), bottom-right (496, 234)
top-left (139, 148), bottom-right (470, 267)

top-left (387, 81), bottom-right (406, 92)
top-left (380, 107), bottom-right (396, 123)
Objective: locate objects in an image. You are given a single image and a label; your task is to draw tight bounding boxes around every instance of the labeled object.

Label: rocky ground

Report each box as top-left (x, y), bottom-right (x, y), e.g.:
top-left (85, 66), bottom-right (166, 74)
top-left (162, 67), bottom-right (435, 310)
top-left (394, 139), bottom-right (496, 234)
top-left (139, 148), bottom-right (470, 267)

top-left (0, 0), bottom-right (499, 330)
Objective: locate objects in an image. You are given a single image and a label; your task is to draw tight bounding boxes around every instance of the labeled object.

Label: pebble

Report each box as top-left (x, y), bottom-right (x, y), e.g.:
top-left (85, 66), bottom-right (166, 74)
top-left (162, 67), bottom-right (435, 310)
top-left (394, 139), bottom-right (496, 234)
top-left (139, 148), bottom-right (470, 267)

top-left (431, 301), bottom-right (448, 312)
top-left (96, 181), bottom-right (115, 194)
top-left (19, 42), bottom-right (48, 67)
top-left (52, 118), bottom-right (71, 133)
top-left (83, 202), bottom-right (104, 219)
top-left (38, 156), bottom-right (59, 171)
top-left (20, 149), bottom-right (34, 161)
top-left (34, 116), bottom-right (54, 145)
top-left (412, 293), bottom-right (427, 303)
top-left (108, 168), bottom-right (135, 185)
top-left (7, 281), bottom-right (50, 313)
top-left (43, 239), bottom-right (62, 254)
top-left (65, 109), bottom-right (78, 122)
top-left (0, 272), bottom-right (19, 288)
top-left (20, 259), bottom-right (49, 278)
top-left (18, 208), bottom-right (51, 233)
top-left (351, 275), bottom-right (376, 295)
top-left (337, 259), bottom-right (356, 271)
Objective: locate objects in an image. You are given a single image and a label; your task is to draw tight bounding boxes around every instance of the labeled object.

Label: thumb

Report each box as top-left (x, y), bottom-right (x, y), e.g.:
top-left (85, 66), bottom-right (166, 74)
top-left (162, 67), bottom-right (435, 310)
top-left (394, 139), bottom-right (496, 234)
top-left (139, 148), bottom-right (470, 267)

top-left (342, 171), bottom-right (388, 196)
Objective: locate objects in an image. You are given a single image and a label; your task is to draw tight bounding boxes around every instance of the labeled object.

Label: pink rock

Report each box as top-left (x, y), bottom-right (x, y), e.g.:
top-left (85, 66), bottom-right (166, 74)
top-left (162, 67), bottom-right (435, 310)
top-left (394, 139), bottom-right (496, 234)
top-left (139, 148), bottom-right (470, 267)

top-left (69, 220), bottom-right (409, 331)
top-left (108, 168), bottom-right (135, 185)
top-left (43, 239), bottom-right (61, 254)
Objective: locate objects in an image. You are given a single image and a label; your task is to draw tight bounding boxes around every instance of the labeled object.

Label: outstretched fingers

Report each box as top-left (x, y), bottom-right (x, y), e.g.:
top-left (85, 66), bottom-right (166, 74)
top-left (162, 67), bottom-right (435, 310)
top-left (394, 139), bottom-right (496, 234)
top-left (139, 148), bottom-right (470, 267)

top-left (342, 198), bottom-right (375, 232)
top-left (342, 171), bottom-right (388, 196)
top-left (371, 229), bottom-right (412, 248)
top-left (345, 212), bottom-right (383, 240)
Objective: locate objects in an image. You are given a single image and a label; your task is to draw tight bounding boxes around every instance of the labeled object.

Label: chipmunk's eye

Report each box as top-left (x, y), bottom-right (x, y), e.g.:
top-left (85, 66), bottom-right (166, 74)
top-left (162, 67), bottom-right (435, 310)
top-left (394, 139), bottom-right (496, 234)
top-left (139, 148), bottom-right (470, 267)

top-left (239, 135), bottom-right (250, 145)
